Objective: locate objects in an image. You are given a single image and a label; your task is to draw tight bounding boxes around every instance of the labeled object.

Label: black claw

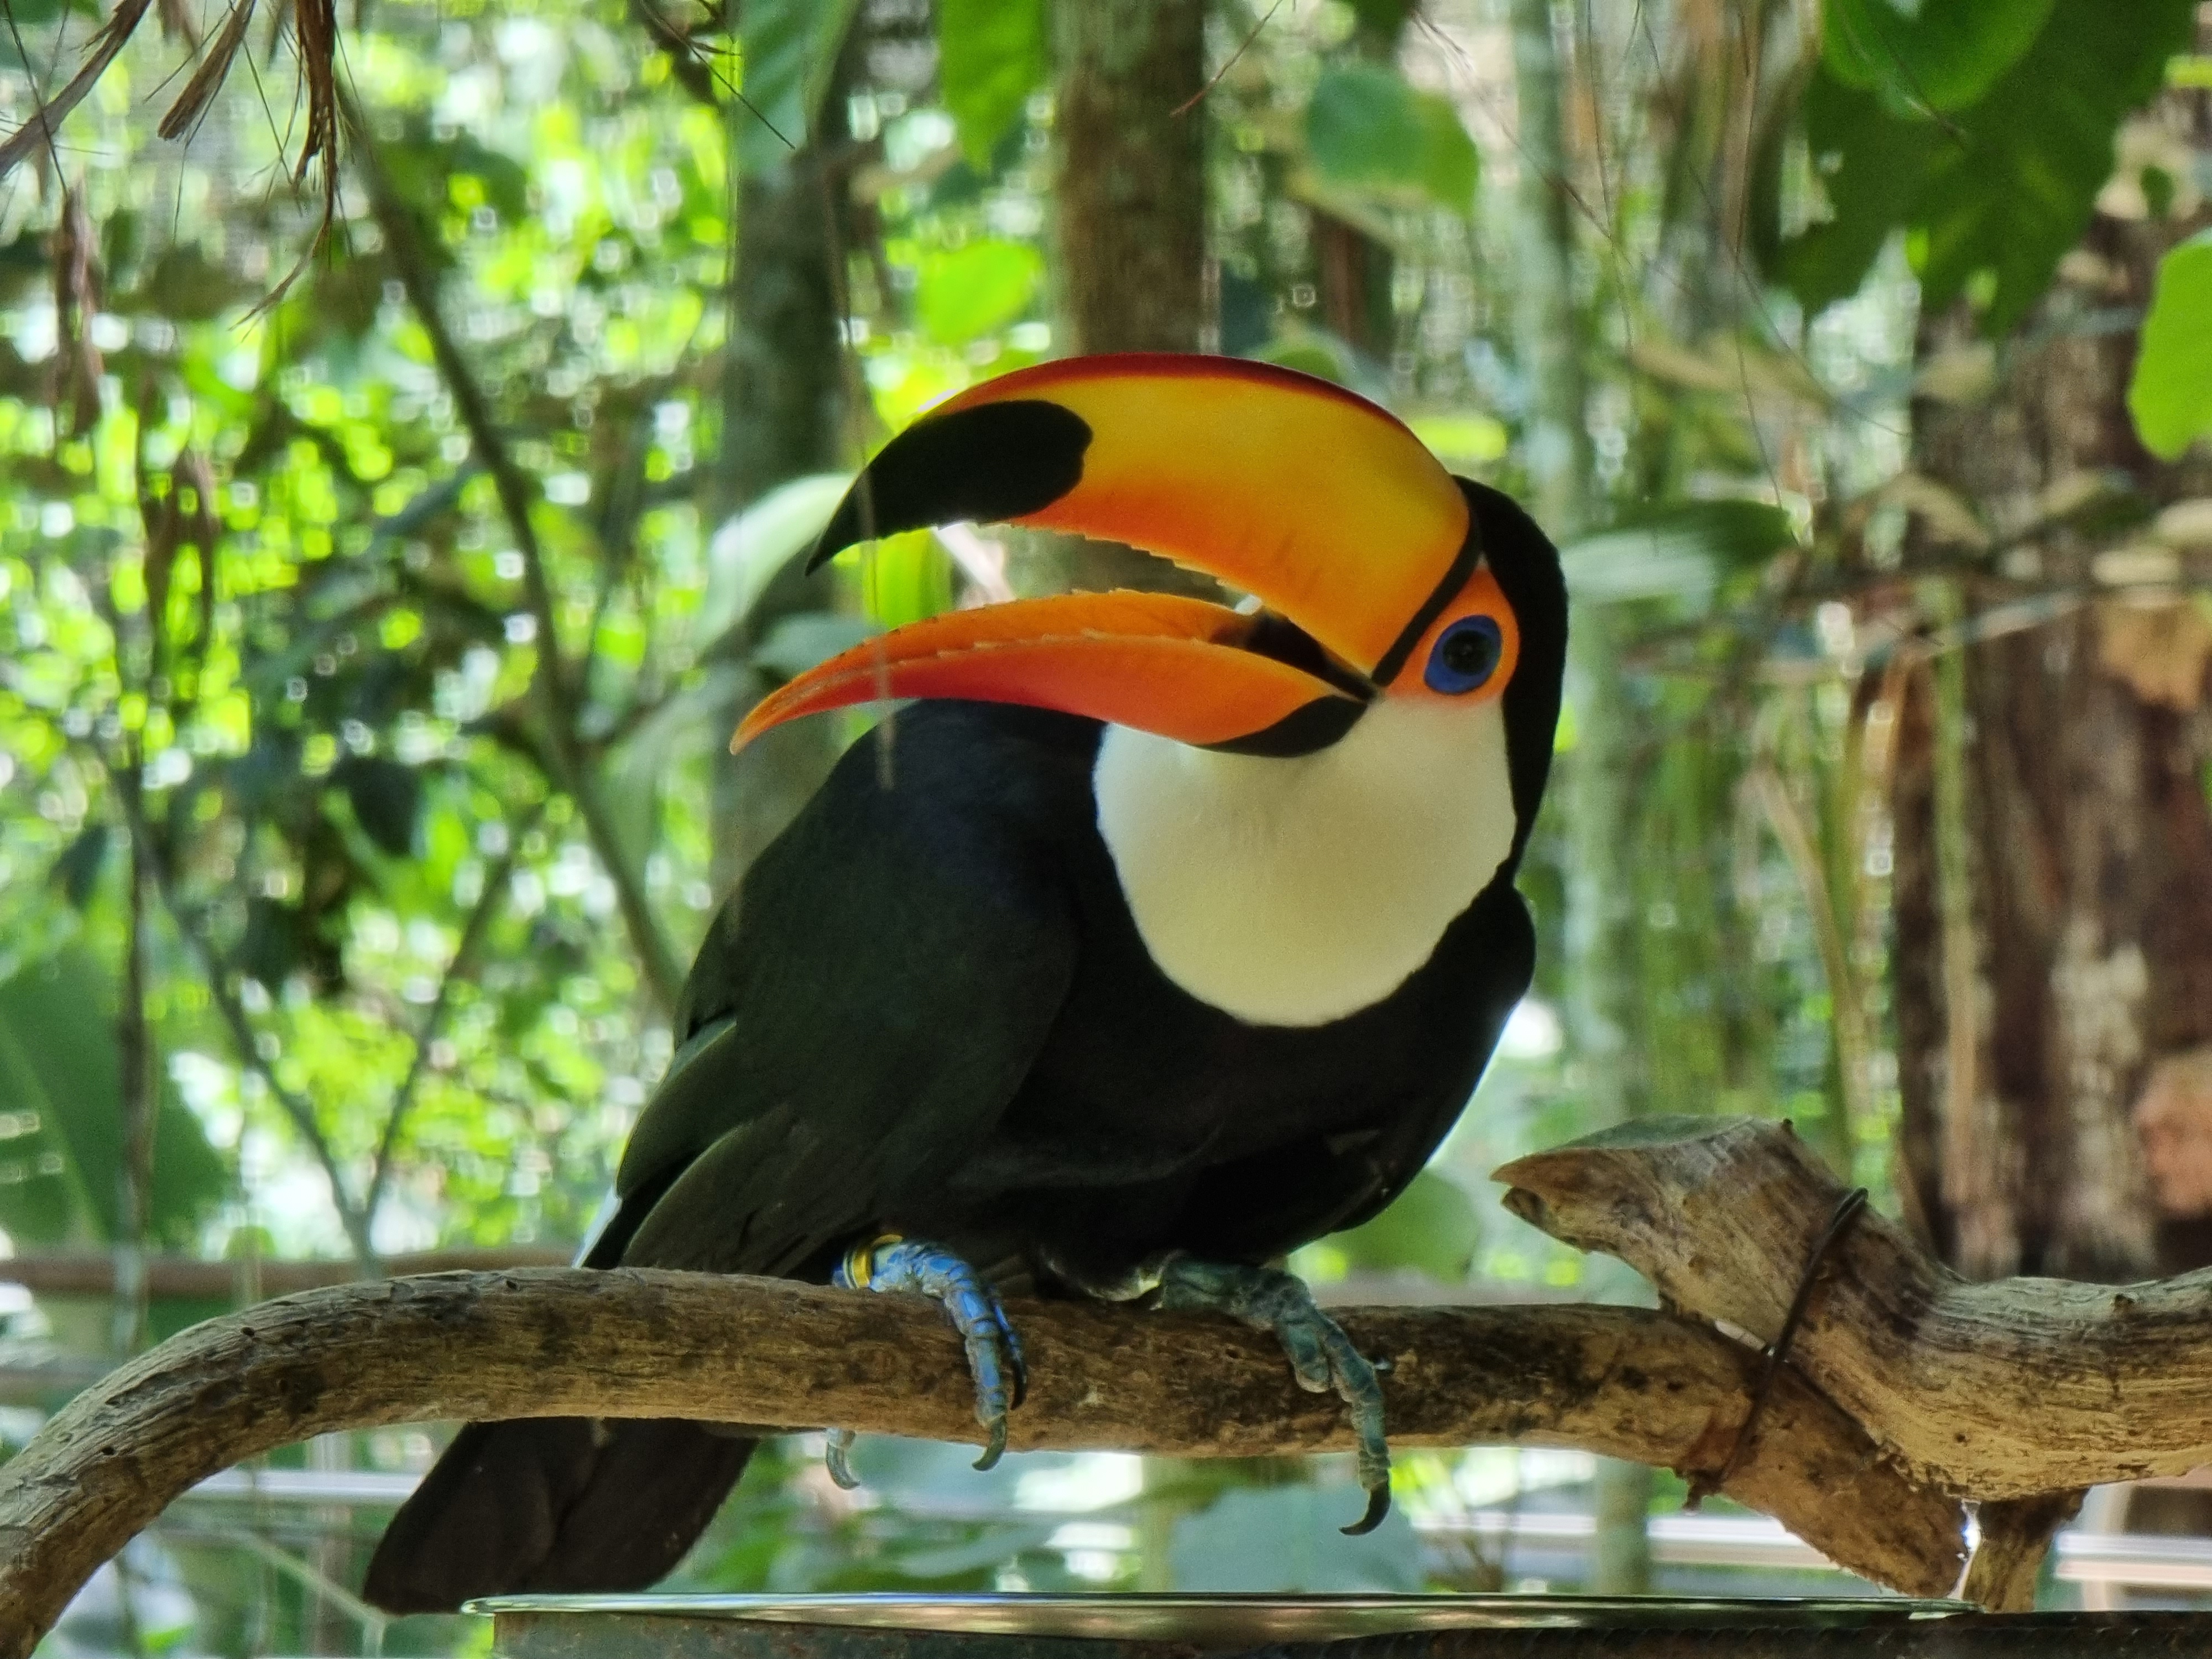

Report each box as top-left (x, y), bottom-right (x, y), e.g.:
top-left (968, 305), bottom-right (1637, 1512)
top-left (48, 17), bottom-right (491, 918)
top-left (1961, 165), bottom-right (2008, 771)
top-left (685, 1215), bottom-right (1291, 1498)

top-left (1151, 1255), bottom-right (1396, 1536)
top-left (831, 1236), bottom-right (1024, 1490)
top-left (1342, 1483), bottom-right (1392, 1537)
top-left (973, 1415), bottom-right (1009, 1472)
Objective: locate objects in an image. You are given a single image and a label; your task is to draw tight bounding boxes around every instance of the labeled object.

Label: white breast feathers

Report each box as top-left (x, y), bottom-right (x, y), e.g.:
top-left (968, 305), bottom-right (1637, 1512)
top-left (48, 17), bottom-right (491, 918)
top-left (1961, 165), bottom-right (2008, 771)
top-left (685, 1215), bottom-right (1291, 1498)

top-left (1093, 696), bottom-right (1517, 1027)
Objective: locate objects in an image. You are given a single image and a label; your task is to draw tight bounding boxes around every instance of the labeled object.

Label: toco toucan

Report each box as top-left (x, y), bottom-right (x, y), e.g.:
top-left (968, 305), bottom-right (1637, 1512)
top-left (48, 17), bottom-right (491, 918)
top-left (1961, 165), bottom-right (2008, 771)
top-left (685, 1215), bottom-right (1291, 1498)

top-left (364, 353), bottom-right (1567, 1614)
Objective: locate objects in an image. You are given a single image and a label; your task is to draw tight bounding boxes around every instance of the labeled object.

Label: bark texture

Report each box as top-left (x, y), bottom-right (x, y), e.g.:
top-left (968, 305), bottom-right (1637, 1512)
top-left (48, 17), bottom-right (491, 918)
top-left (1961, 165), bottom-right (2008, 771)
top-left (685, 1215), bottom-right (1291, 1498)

top-left (1500, 1115), bottom-right (2212, 1496)
top-left (0, 1266), bottom-right (1963, 1652)
top-left (1034, 0), bottom-right (1219, 601)
top-left (1959, 1491), bottom-right (2085, 1614)
top-left (1890, 76), bottom-right (2212, 1280)
top-left (1052, 0), bottom-right (1207, 357)
top-left (706, 58), bottom-right (854, 896)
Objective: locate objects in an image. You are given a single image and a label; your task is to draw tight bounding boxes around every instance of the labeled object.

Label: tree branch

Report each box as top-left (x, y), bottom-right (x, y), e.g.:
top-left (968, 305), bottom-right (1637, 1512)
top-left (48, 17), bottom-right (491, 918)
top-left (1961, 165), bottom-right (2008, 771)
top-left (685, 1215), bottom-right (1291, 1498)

top-left (1960, 1491), bottom-right (2085, 1614)
top-left (0, 1246), bottom-right (572, 1299)
top-left (0, 1274), bottom-right (1964, 1652)
top-left (362, 807), bottom-right (539, 1223)
top-left (1498, 1115), bottom-right (2212, 1496)
top-left (338, 85), bottom-right (687, 1017)
top-left (110, 772), bottom-right (377, 1264)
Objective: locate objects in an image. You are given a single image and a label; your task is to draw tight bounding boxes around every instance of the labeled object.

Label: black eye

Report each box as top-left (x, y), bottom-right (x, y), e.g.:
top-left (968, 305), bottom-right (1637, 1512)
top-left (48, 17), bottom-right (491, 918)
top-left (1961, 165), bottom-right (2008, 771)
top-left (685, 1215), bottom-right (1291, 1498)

top-left (1425, 616), bottom-right (1503, 695)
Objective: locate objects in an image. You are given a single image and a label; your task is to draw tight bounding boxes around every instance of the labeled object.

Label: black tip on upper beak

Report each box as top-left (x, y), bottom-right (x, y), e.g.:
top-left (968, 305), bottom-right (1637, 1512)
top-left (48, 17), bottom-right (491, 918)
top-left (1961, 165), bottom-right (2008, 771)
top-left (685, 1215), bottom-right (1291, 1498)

top-left (808, 401), bottom-right (1093, 572)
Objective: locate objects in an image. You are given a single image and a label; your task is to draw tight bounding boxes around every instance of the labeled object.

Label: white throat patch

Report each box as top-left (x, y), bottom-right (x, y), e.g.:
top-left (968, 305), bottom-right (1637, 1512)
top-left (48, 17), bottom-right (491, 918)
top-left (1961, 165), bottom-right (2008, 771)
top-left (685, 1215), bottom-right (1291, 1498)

top-left (1093, 697), bottom-right (1517, 1027)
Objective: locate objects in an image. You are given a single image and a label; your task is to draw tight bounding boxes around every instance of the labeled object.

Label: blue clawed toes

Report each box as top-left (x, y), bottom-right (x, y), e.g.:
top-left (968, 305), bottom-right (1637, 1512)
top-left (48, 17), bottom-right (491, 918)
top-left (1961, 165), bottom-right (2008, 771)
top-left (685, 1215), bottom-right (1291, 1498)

top-left (1154, 1255), bottom-right (1393, 1535)
top-left (830, 1235), bottom-right (1025, 1483)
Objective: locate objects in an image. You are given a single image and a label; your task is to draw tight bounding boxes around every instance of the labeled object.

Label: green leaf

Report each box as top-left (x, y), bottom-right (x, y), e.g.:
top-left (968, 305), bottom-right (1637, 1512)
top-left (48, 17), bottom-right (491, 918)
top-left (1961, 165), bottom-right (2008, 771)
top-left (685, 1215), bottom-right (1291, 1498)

top-left (1304, 63), bottom-right (1478, 214)
top-left (1779, 67), bottom-right (1932, 314)
top-left (1252, 335), bottom-right (1355, 385)
top-left (380, 128), bottom-right (531, 228)
top-left (1911, 0), bottom-right (2195, 332)
top-left (1823, 0), bottom-right (2053, 114)
top-left (915, 240), bottom-right (1042, 346)
top-left (1325, 1168), bottom-right (1480, 1281)
top-left (333, 756), bottom-right (421, 858)
top-left (738, 0), bottom-right (864, 169)
top-left (49, 823), bottom-right (111, 911)
top-left (2130, 232), bottom-right (2212, 461)
top-left (0, 945), bottom-right (227, 1248)
top-left (1407, 412), bottom-right (1509, 466)
top-left (697, 472), bottom-right (853, 646)
top-left (1782, 0), bottom-right (2195, 332)
top-left (859, 529), bottom-right (954, 629)
top-left (1563, 500), bottom-right (1799, 607)
top-left (753, 614), bottom-right (880, 681)
top-left (937, 0), bottom-right (1047, 169)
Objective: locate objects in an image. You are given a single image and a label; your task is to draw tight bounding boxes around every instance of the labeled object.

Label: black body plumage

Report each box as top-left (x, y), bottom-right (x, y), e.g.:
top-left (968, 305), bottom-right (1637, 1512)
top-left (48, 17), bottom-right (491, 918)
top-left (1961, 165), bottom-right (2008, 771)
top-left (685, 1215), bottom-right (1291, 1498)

top-left (364, 479), bottom-right (1564, 1615)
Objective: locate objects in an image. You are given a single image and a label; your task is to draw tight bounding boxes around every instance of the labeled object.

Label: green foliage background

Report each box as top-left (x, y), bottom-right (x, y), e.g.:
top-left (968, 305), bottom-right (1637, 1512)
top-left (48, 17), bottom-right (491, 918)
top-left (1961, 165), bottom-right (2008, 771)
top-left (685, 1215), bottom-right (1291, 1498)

top-left (0, 0), bottom-right (2207, 1645)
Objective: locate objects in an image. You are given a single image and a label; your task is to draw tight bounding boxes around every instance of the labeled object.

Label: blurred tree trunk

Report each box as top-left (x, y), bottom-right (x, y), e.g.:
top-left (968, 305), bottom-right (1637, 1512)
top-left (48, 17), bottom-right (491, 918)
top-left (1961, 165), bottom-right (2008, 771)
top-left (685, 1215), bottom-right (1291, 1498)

top-left (1053, 0), bottom-right (1207, 357)
top-left (712, 164), bottom-right (843, 521)
top-left (1891, 72), bottom-right (2212, 1280)
top-left (1035, 0), bottom-right (1217, 599)
top-left (112, 786), bottom-right (155, 1359)
top-left (1313, 4), bottom-right (1411, 364)
top-left (703, 37), bottom-right (855, 898)
top-left (1312, 214), bottom-right (1395, 359)
top-left (1510, 0), bottom-right (1651, 1597)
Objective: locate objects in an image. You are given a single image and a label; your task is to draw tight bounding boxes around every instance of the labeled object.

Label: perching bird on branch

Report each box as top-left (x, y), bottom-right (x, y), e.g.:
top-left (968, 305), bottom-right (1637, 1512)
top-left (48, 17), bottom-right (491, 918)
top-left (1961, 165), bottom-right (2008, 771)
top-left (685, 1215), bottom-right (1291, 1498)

top-left (363, 354), bottom-right (1567, 1613)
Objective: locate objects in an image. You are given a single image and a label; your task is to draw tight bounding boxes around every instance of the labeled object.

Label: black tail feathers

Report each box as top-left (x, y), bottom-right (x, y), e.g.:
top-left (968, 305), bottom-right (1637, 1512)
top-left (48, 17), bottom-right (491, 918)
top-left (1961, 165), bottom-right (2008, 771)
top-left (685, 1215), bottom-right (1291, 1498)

top-left (362, 1417), bottom-right (755, 1614)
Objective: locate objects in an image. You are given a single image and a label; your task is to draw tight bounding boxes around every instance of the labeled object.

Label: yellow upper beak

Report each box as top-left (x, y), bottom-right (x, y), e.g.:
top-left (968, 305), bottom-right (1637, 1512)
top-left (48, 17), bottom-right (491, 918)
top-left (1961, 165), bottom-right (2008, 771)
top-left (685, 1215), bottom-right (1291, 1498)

top-left (741, 354), bottom-right (1477, 755)
top-left (810, 354), bottom-right (1473, 680)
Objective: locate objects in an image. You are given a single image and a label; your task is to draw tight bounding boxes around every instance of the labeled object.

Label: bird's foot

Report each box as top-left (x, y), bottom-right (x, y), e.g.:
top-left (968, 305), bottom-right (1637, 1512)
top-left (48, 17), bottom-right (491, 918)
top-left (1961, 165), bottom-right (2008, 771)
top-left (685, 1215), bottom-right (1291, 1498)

top-left (1153, 1254), bottom-right (1392, 1535)
top-left (826, 1235), bottom-right (1026, 1489)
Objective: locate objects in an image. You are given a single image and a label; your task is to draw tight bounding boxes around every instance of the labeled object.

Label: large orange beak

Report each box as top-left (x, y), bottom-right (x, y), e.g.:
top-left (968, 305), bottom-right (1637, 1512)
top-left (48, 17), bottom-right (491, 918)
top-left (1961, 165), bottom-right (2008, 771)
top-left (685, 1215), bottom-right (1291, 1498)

top-left (734, 354), bottom-right (1474, 755)
top-left (734, 591), bottom-right (1366, 753)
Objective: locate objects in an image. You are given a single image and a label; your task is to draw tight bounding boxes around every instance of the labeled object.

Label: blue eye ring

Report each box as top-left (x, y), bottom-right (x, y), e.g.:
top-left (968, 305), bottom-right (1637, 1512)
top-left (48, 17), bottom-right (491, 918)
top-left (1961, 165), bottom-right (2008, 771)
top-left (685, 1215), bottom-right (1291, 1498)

top-left (1425, 615), bottom-right (1504, 695)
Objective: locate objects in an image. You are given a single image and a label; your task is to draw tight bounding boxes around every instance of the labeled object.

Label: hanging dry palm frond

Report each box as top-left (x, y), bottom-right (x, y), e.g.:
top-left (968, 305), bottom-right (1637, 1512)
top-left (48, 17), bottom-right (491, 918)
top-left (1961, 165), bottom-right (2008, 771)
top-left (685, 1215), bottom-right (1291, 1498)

top-left (2, 0), bottom-right (343, 272)
top-left (241, 0), bottom-right (345, 309)
top-left (154, 0), bottom-right (261, 142)
top-left (49, 185), bottom-right (105, 438)
top-left (288, 0), bottom-right (340, 215)
top-left (154, 0), bottom-right (202, 49)
top-left (0, 0), bottom-right (160, 179)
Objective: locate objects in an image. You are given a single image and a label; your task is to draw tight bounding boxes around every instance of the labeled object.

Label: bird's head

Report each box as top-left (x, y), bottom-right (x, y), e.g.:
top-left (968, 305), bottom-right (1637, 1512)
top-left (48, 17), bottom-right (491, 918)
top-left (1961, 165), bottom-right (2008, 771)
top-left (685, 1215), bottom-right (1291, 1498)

top-left (734, 354), bottom-right (1566, 849)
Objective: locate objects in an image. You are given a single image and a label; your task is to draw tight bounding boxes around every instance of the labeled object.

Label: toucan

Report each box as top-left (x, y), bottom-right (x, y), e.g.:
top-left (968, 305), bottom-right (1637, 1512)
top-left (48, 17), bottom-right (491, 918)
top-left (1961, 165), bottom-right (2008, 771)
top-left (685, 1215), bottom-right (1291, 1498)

top-left (363, 353), bottom-right (1567, 1614)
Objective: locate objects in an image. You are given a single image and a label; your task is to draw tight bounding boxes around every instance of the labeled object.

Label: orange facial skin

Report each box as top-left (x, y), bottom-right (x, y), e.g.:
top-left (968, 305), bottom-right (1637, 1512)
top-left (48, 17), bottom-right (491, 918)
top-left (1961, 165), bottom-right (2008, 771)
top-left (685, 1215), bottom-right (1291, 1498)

top-left (1387, 567), bottom-right (1521, 709)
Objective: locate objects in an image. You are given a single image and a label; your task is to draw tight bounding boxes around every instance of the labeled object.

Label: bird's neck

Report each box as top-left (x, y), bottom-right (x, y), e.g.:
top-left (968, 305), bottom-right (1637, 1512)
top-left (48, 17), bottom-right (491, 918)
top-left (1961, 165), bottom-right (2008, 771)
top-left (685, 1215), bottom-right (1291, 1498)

top-left (1093, 698), bottom-right (1517, 1027)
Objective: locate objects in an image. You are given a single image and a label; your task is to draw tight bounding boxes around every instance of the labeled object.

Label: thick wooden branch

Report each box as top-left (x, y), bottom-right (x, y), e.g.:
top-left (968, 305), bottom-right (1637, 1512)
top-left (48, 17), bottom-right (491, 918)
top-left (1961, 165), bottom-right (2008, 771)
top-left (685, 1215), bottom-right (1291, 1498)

top-left (0, 1268), bottom-right (1962, 1653)
top-left (1498, 1115), bottom-right (2212, 1498)
top-left (0, 1246), bottom-right (574, 1300)
top-left (1960, 1492), bottom-right (2085, 1614)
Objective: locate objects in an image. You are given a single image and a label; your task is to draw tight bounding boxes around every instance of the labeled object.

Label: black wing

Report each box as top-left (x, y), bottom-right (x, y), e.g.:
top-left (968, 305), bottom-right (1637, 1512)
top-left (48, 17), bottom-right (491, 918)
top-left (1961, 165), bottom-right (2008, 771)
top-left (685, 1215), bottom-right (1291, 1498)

top-left (611, 702), bottom-right (1087, 1276)
top-left (366, 706), bottom-right (1088, 1614)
